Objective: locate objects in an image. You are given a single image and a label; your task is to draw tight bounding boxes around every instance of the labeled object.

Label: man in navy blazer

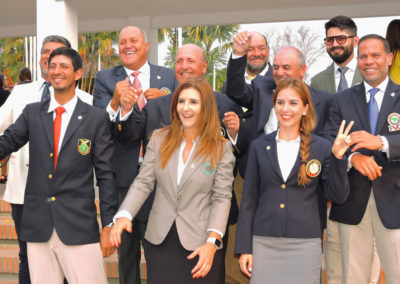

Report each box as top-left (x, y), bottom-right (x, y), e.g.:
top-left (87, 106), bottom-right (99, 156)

top-left (92, 26), bottom-right (177, 284)
top-left (324, 34), bottom-right (400, 283)
top-left (0, 47), bottom-right (116, 283)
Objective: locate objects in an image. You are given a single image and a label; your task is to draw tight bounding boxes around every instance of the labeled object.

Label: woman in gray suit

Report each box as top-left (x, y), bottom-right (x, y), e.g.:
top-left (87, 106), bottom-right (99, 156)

top-left (110, 77), bottom-right (235, 283)
top-left (235, 78), bottom-right (353, 283)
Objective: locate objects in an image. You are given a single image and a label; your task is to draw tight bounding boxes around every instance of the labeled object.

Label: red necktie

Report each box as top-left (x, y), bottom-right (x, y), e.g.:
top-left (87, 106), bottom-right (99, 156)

top-left (53, 106), bottom-right (65, 170)
top-left (132, 71), bottom-right (146, 111)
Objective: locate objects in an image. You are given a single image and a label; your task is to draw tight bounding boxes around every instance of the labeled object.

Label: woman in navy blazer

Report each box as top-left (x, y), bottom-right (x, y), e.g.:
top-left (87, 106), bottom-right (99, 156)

top-left (235, 78), bottom-right (352, 283)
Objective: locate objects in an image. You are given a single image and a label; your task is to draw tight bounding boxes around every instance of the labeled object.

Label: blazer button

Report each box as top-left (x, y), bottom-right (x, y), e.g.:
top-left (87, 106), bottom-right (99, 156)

top-left (242, 118), bottom-right (246, 122)
top-left (51, 196), bottom-right (56, 202)
top-left (49, 153), bottom-right (54, 158)
top-left (48, 174), bottom-right (53, 179)
top-left (281, 184), bottom-right (286, 189)
top-left (118, 124), bottom-right (122, 131)
top-left (280, 203), bottom-right (285, 209)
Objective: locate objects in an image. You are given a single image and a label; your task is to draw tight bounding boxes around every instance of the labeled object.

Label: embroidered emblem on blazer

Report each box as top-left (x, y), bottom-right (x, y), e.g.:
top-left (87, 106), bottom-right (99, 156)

top-left (78, 139), bottom-right (91, 155)
top-left (306, 159), bottom-right (321, 178)
top-left (201, 162), bottom-right (214, 175)
top-left (388, 113), bottom-right (400, 132)
top-left (160, 87), bottom-right (171, 95)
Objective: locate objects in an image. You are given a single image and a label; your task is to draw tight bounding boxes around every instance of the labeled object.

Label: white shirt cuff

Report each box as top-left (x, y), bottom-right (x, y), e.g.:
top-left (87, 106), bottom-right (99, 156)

top-left (231, 52), bottom-right (244, 60)
top-left (106, 102), bottom-right (118, 122)
top-left (348, 152), bottom-right (360, 170)
top-left (227, 132), bottom-right (238, 145)
top-left (113, 210), bottom-right (133, 223)
top-left (380, 136), bottom-right (390, 157)
top-left (207, 228), bottom-right (224, 238)
top-left (119, 107), bottom-right (134, 121)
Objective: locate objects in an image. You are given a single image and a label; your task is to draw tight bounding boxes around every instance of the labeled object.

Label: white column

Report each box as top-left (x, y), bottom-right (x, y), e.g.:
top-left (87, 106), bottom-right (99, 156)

top-left (36, 0), bottom-right (78, 76)
top-left (127, 16), bottom-right (159, 65)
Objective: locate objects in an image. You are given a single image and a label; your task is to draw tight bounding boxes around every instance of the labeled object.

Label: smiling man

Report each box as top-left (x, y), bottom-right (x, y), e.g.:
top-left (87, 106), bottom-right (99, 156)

top-left (92, 25), bottom-right (177, 284)
top-left (0, 47), bottom-right (117, 284)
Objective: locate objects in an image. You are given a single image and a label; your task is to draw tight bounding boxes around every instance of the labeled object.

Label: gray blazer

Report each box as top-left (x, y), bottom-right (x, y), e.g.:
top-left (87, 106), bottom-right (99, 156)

top-left (311, 64), bottom-right (363, 93)
top-left (119, 129), bottom-right (235, 251)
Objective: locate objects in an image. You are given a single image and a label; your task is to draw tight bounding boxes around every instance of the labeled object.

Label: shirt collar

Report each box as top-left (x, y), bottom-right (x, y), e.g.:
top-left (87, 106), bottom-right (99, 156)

top-left (275, 130), bottom-right (301, 143)
top-left (363, 76), bottom-right (389, 94)
top-left (48, 94), bottom-right (78, 114)
top-left (333, 56), bottom-right (357, 74)
top-left (245, 63), bottom-right (269, 79)
top-left (123, 61), bottom-right (150, 77)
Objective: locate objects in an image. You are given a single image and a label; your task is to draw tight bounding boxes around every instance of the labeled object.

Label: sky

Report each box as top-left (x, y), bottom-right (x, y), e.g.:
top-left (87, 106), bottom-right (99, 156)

top-left (157, 15), bottom-right (400, 81)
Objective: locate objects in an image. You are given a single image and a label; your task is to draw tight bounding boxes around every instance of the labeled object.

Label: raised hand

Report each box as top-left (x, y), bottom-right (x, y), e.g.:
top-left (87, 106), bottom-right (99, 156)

top-left (222, 111), bottom-right (240, 140)
top-left (332, 120), bottom-right (354, 159)
top-left (233, 31), bottom-right (252, 57)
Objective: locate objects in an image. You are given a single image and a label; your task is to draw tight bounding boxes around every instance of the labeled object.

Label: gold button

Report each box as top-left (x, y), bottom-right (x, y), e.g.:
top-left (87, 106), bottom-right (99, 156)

top-left (280, 203), bottom-right (285, 209)
top-left (118, 124), bottom-right (122, 131)
top-left (242, 118), bottom-right (246, 122)
top-left (51, 196), bottom-right (56, 202)
top-left (48, 174), bottom-right (53, 179)
top-left (281, 184), bottom-right (286, 189)
top-left (50, 153), bottom-right (53, 158)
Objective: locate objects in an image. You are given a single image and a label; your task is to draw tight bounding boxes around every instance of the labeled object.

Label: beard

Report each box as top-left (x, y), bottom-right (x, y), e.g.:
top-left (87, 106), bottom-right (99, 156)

top-left (327, 44), bottom-right (354, 64)
top-left (247, 60), bottom-right (267, 75)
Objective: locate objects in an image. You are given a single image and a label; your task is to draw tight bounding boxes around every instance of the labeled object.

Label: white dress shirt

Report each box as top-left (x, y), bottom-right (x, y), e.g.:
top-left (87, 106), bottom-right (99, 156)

top-left (276, 131), bottom-right (300, 181)
top-left (47, 94), bottom-right (78, 154)
top-left (334, 56), bottom-right (358, 91)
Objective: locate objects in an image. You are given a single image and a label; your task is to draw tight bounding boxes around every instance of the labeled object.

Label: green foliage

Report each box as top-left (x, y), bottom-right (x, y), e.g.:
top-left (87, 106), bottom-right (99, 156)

top-left (158, 24), bottom-right (240, 92)
top-left (0, 37), bottom-right (26, 84)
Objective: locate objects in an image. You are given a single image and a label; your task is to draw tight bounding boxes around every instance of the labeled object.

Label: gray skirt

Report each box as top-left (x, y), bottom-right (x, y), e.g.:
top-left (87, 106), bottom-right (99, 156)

top-left (251, 236), bottom-right (321, 284)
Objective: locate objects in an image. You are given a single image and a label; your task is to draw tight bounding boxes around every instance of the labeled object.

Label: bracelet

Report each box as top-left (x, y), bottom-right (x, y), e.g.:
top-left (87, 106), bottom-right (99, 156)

top-left (378, 135), bottom-right (384, 151)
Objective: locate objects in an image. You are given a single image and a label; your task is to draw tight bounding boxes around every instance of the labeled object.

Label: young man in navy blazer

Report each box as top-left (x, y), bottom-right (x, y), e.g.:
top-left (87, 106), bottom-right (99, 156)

top-left (0, 47), bottom-right (117, 284)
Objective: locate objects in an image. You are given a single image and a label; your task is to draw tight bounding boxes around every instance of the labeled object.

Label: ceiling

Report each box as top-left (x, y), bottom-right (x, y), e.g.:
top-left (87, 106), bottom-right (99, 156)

top-left (1, 0), bottom-right (400, 37)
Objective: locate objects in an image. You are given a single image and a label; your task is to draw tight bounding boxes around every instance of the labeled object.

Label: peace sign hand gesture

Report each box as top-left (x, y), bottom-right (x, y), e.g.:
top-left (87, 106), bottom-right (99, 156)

top-left (332, 120), bottom-right (354, 159)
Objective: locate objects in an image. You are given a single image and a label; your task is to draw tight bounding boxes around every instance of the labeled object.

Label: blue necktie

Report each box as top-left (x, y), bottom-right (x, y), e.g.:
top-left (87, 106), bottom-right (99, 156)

top-left (368, 88), bottom-right (379, 134)
top-left (337, 67), bottom-right (349, 92)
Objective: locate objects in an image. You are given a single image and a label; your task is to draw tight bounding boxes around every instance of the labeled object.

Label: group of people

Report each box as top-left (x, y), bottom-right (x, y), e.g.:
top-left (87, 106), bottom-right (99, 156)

top-left (0, 14), bottom-right (398, 284)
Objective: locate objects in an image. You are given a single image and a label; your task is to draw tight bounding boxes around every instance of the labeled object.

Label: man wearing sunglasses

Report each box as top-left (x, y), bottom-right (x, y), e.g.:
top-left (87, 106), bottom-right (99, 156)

top-left (312, 16), bottom-right (362, 94)
top-left (313, 16), bottom-right (380, 284)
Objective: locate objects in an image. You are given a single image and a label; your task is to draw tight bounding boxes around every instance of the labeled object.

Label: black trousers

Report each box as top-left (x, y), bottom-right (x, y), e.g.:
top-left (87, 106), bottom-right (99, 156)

top-left (11, 203), bottom-right (31, 284)
top-left (144, 222), bottom-right (225, 284)
top-left (117, 186), bottom-right (147, 284)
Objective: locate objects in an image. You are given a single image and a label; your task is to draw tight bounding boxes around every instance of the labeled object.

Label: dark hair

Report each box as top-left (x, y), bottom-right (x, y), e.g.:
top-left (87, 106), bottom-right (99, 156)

top-left (358, 34), bottom-right (391, 55)
top-left (49, 47), bottom-right (83, 71)
top-left (0, 74), bottom-right (4, 88)
top-left (273, 78), bottom-right (316, 186)
top-left (18, 67), bottom-right (32, 82)
top-left (41, 35), bottom-right (71, 53)
top-left (325, 15), bottom-right (357, 36)
top-left (386, 19), bottom-right (400, 53)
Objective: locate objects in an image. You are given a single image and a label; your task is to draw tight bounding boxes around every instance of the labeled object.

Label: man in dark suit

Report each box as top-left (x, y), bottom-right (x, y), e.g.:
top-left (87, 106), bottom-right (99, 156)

top-left (92, 25), bottom-right (177, 284)
top-left (0, 47), bottom-right (117, 283)
top-left (311, 16), bottom-right (380, 284)
top-left (324, 34), bottom-right (400, 283)
top-left (311, 16), bottom-right (362, 93)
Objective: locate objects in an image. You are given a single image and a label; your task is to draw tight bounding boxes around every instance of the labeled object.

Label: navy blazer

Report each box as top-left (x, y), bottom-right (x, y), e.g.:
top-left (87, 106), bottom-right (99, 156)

top-left (114, 91), bottom-right (241, 222)
top-left (93, 64), bottom-right (178, 188)
top-left (235, 132), bottom-right (349, 254)
top-left (323, 80), bottom-right (400, 228)
top-left (0, 99), bottom-right (117, 245)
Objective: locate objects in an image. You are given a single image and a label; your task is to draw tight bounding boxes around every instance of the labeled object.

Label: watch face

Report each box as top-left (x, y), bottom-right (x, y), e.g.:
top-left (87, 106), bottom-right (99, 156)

top-left (215, 238), bottom-right (221, 248)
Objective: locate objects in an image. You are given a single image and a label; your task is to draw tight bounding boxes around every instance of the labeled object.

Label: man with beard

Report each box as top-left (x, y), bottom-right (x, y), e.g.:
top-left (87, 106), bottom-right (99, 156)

top-left (311, 16), bottom-right (362, 93)
top-left (312, 16), bottom-right (380, 284)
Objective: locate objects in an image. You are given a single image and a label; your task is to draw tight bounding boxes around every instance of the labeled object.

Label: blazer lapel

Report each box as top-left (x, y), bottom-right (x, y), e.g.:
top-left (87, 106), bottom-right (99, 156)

top-left (149, 64), bottom-right (162, 89)
top-left (352, 68), bottom-right (363, 86)
top-left (376, 80), bottom-right (400, 134)
top-left (114, 65), bottom-right (129, 84)
top-left (59, 99), bottom-right (88, 155)
top-left (161, 95), bottom-right (172, 125)
top-left (325, 65), bottom-right (336, 93)
top-left (350, 84), bottom-right (371, 131)
top-left (40, 101), bottom-right (54, 148)
top-left (166, 148), bottom-right (179, 193)
top-left (178, 143), bottom-right (203, 191)
top-left (264, 133), bottom-right (283, 179)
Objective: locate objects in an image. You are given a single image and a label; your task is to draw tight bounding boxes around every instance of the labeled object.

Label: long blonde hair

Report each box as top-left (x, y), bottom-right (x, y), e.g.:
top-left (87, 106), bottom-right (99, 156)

top-left (273, 78), bottom-right (316, 186)
top-left (160, 77), bottom-right (226, 168)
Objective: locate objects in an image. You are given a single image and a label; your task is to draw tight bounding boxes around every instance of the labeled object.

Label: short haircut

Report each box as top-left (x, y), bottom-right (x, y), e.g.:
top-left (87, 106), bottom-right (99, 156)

top-left (18, 67), bottom-right (32, 82)
top-left (41, 35), bottom-right (71, 53)
top-left (49, 47), bottom-right (83, 71)
top-left (358, 34), bottom-right (391, 55)
top-left (325, 15), bottom-right (357, 36)
top-left (0, 74), bottom-right (5, 88)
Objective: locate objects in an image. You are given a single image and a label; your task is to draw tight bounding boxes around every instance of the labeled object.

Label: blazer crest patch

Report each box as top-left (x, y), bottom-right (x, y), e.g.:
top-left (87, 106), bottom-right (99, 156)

top-left (201, 162), bottom-right (214, 175)
top-left (306, 159), bottom-right (321, 178)
top-left (78, 138), bottom-right (91, 155)
top-left (388, 113), bottom-right (400, 132)
top-left (160, 87), bottom-right (171, 95)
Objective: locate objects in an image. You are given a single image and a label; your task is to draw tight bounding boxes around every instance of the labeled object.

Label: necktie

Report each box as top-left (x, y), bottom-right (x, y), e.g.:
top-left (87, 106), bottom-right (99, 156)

top-left (41, 82), bottom-right (51, 102)
top-left (337, 67), bottom-right (349, 92)
top-left (53, 106), bottom-right (65, 169)
top-left (368, 88), bottom-right (380, 135)
top-left (132, 71), bottom-right (145, 111)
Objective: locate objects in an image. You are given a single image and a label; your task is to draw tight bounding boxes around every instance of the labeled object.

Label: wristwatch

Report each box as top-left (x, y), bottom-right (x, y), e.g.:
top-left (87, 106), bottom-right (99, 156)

top-left (206, 237), bottom-right (222, 249)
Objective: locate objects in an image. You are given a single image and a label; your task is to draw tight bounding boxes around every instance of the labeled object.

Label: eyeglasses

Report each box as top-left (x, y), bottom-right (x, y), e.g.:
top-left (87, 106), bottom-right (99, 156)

top-left (324, 35), bottom-right (356, 46)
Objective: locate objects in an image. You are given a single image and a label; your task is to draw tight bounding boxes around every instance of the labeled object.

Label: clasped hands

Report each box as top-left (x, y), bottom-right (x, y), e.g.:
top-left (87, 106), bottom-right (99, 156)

top-left (333, 120), bottom-right (383, 181)
top-left (108, 217), bottom-right (218, 279)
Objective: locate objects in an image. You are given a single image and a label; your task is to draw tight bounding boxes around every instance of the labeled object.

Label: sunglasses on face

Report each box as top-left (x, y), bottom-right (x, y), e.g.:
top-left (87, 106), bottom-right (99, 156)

top-left (324, 35), bottom-right (356, 46)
